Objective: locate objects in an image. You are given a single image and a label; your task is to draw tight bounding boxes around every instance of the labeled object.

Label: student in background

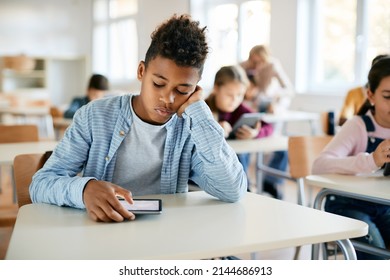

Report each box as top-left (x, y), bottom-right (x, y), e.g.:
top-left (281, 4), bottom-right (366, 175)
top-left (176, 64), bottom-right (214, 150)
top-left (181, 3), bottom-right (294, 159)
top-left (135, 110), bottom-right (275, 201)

top-left (240, 45), bottom-right (294, 199)
top-left (63, 74), bottom-right (109, 119)
top-left (240, 45), bottom-right (294, 114)
top-left (205, 65), bottom-right (273, 190)
top-left (338, 54), bottom-right (389, 126)
top-left (312, 56), bottom-right (390, 259)
top-left (30, 14), bottom-right (247, 223)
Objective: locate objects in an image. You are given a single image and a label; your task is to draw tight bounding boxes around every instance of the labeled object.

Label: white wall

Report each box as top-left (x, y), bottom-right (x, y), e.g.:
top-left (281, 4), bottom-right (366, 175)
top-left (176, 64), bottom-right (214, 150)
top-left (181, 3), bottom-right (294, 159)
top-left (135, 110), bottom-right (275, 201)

top-left (137, 0), bottom-right (190, 62)
top-left (0, 0), bottom-right (92, 57)
top-left (114, 0), bottom-right (190, 92)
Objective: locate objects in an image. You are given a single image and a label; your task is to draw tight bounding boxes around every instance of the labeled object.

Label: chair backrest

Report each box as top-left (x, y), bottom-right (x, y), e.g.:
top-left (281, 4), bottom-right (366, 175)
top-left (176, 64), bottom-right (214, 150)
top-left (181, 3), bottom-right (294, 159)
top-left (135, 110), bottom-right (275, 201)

top-left (13, 151), bottom-right (52, 208)
top-left (288, 135), bottom-right (333, 179)
top-left (0, 124), bottom-right (39, 143)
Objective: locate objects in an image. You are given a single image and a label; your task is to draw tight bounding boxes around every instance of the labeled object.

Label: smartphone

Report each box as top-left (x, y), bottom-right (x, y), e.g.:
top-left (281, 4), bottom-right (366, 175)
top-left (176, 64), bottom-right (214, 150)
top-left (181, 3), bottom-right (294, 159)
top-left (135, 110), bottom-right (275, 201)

top-left (231, 113), bottom-right (264, 134)
top-left (118, 198), bottom-right (162, 214)
top-left (383, 163), bottom-right (390, 176)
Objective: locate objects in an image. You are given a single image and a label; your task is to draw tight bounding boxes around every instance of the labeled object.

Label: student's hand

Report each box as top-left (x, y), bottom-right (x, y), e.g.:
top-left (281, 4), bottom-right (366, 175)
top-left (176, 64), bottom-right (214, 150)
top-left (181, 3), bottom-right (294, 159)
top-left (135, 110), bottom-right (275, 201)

top-left (83, 180), bottom-right (135, 222)
top-left (218, 121), bottom-right (232, 138)
top-left (373, 139), bottom-right (390, 168)
top-left (235, 121), bottom-right (261, 140)
top-left (177, 86), bottom-right (203, 117)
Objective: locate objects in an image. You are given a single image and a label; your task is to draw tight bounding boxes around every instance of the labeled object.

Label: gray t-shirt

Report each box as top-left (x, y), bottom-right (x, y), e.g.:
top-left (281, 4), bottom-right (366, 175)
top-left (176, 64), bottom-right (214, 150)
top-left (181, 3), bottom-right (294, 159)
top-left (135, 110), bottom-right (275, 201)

top-left (112, 98), bottom-right (171, 195)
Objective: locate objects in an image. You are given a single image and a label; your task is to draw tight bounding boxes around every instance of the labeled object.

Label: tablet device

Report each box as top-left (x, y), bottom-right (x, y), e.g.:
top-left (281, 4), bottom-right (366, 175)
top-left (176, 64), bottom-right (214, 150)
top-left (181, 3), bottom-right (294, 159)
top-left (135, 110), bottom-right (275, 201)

top-left (383, 163), bottom-right (390, 176)
top-left (119, 198), bottom-right (162, 214)
top-left (231, 113), bottom-right (264, 133)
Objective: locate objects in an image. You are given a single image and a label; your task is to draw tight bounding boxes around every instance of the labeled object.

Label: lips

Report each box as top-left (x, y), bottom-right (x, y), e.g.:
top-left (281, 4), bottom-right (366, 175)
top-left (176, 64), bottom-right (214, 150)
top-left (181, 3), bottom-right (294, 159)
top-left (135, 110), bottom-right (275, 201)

top-left (155, 107), bottom-right (175, 117)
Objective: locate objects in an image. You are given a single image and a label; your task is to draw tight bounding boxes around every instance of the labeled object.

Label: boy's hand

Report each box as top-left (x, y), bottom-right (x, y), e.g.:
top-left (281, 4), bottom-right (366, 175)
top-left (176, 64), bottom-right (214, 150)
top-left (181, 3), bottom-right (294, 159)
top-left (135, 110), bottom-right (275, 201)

top-left (177, 86), bottom-right (203, 117)
top-left (235, 121), bottom-right (261, 140)
top-left (83, 180), bottom-right (135, 222)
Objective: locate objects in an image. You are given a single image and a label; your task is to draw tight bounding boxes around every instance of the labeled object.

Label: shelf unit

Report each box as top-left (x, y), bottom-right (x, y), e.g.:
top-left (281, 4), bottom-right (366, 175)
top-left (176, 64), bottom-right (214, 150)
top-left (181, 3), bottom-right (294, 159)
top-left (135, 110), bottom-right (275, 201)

top-left (0, 55), bottom-right (89, 107)
top-left (0, 57), bottom-right (46, 94)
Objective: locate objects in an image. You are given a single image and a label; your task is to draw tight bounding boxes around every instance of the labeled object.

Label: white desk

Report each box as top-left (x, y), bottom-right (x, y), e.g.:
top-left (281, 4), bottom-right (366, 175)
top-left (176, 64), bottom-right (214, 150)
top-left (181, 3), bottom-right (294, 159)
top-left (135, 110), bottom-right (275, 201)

top-left (227, 136), bottom-right (288, 154)
top-left (261, 110), bottom-right (320, 135)
top-left (6, 191), bottom-right (367, 260)
top-left (306, 173), bottom-right (390, 259)
top-left (0, 141), bottom-right (58, 165)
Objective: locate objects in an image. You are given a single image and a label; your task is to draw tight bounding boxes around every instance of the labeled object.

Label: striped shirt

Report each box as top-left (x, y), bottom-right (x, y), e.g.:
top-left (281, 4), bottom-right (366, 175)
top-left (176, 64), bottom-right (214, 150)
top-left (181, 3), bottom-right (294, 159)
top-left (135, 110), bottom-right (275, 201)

top-left (30, 94), bottom-right (247, 209)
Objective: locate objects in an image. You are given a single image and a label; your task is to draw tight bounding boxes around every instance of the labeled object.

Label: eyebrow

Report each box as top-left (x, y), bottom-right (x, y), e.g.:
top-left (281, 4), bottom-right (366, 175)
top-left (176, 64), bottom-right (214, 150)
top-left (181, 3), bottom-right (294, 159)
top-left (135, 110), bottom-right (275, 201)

top-left (152, 73), bottom-right (194, 87)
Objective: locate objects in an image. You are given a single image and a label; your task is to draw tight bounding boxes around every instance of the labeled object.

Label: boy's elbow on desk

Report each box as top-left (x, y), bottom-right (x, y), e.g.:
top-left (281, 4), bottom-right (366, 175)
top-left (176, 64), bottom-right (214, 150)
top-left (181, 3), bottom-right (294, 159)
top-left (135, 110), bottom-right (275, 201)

top-left (217, 178), bottom-right (247, 203)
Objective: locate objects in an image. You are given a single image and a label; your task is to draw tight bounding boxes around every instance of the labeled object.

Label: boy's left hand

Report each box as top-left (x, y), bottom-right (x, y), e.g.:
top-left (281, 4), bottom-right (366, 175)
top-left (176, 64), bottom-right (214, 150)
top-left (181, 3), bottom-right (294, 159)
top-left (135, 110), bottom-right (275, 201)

top-left (177, 86), bottom-right (203, 117)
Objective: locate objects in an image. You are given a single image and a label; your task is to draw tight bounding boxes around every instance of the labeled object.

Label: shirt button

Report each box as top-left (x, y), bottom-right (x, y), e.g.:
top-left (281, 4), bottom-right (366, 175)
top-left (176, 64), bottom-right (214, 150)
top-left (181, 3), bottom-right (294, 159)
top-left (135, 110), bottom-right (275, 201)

top-left (119, 130), bottom-right (125, 136)
top-left (105, 156), bottom-right (110, 161)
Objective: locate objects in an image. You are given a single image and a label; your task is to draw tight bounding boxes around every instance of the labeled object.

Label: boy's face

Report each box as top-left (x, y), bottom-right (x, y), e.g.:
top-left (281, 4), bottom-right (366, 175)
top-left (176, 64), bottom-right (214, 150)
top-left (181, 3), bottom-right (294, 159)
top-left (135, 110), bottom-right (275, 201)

top-left (134, 56), bottom-right (201, 125)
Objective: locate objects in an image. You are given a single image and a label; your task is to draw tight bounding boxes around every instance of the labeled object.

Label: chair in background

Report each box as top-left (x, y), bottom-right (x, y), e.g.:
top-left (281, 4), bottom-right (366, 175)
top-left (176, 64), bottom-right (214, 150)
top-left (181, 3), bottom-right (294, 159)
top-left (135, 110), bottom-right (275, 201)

top-left (0, 124), bottom-right (39, 143)
top-left (288, 135), bottom-right (333, 206)
top-left (13, 152), bottom-right (52, 208)
top-left (0, 125), bottom-right (40, 227)
top-left (287, 135), bottom-right (333, 259)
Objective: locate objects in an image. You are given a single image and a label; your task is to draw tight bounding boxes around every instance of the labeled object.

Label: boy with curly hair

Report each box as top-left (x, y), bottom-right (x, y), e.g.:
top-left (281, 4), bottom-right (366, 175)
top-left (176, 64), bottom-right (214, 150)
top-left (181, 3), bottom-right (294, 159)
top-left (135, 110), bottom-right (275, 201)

top-left (30, 14), bottom-right (247, 222)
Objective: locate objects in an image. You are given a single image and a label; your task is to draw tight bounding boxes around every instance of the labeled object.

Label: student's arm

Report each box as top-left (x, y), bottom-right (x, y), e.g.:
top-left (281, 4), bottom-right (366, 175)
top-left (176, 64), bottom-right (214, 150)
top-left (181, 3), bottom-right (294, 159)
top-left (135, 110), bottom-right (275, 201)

top-left (256, 121), bottom-right (273, 138)
top-left (312, 117), bottom-right (380, 175)
top-left (181, 101), bottom-right (247, 203)
top-left (63, 97), bottom-right (88, 119)
top-left (30, 107), bottom-right (97, 208)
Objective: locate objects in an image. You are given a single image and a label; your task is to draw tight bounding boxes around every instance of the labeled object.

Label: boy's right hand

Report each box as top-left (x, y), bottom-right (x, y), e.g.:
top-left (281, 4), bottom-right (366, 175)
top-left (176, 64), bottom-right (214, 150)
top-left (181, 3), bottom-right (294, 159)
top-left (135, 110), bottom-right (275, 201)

top-left (83, 180), bottom-right (135, 222)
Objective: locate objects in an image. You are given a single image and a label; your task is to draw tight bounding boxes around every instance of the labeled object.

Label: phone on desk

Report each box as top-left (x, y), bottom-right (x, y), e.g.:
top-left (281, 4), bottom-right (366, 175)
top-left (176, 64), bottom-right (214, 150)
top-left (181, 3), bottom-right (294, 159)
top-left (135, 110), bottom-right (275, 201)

top-left (383, 163), bottom-right (390, 176)
top-left (230, 113), bottom-right (264, 136)
top-left (118, 198), bottom-right (162, 214)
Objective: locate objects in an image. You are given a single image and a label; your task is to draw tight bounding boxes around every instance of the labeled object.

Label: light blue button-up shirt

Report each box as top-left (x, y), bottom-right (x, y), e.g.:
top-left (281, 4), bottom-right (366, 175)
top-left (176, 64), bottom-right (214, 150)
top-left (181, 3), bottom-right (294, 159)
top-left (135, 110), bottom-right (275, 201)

top-left (30, 94), bottom-right (247, 209)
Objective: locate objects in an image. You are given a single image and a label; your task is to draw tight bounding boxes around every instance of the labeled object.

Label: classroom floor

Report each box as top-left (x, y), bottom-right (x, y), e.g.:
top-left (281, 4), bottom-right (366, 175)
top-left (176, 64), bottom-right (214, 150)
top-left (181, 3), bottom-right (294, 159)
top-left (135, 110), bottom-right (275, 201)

top-left (0, 158), bottom-right (321, 260)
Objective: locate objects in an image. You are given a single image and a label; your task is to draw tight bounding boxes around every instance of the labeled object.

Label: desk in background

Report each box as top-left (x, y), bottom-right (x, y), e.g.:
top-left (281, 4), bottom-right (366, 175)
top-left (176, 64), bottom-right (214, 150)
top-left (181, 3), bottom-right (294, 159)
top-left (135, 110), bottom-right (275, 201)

top-left (261, 110), bottom-right (320, 136)
top-left (306, 173), bottom-right (390, 259)
top-left (0, 141), bottom-right (58, 165)
top-left (6, 191), bottom-right (367, 260)
top-left (0, 106), bottom-right (54, 140)
top-left (52, 117), bottom-right (72, 140)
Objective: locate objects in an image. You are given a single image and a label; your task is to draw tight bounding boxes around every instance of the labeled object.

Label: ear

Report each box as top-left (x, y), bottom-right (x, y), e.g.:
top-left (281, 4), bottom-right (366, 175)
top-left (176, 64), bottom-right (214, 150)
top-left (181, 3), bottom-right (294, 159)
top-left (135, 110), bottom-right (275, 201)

top-left (367, 88), bottom-right (375, 106)
top-left (213, 85), bottom-right (219, 94)
top-left (137, 61), bottom-right (146, 81)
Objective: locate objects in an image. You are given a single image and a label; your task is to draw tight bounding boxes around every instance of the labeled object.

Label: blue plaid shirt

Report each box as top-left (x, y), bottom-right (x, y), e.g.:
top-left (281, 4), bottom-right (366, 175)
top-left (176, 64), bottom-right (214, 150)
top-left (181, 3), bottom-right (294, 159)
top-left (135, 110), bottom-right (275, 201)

top-left (30, 94), bottom-right (247, 208)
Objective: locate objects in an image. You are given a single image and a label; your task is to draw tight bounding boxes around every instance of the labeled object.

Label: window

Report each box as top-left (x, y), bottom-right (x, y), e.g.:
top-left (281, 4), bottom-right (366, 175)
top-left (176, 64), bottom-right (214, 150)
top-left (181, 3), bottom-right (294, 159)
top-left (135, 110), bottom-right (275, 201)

top-left (93, 0), bottom-right (138, 81)
top-left (191, 0), bottom-right (271, 90)
top-left (307, 0), bottom-right (390, 92)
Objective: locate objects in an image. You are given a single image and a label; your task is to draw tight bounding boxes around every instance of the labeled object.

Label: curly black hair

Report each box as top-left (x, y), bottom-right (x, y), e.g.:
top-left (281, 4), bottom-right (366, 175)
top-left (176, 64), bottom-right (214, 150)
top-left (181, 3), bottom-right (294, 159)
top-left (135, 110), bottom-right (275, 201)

top-left (144, 14), bottom-right (209, 75)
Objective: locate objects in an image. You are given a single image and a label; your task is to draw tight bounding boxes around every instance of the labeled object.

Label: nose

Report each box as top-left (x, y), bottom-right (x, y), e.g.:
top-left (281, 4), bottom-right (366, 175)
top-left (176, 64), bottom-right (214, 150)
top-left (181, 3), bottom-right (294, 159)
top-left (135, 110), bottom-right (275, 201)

top-left (159, 89), bottom-right (175, 104)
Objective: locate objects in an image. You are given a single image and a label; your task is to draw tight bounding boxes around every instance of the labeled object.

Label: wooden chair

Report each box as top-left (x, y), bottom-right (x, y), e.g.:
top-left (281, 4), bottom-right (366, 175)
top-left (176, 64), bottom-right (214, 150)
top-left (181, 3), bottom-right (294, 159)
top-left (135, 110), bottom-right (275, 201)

top-left (0, 152), bottom-right (50, 228)
top-left (0, 124), bottom-right (39, 143)
top-left (288, 135), bottom-right (333, 206)
top-left (13, 152), bottom-right (52, 208)
top-left (0, 124), bottom-right (40, 226)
